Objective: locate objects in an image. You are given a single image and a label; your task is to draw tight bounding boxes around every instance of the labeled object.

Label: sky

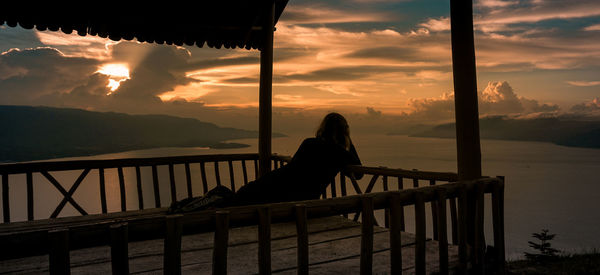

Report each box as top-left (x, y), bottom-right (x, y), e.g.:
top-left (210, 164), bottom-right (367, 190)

top-left (0, 0), bottom-right (599, 134)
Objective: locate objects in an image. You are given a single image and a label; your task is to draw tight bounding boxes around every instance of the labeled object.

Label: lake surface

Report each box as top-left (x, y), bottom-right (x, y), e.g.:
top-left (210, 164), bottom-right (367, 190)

top-left (3, 134), bottom-right (600, 259)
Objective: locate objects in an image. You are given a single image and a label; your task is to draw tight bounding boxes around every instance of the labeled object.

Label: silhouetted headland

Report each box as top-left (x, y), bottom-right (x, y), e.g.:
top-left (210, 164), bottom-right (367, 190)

top-left (0, 105), bottom-right (285, 162)
top-left (389, 116), bottom-right (600, 149)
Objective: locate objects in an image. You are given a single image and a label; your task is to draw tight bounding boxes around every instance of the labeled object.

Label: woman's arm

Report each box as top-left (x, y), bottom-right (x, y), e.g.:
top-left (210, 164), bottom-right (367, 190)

top-left (347, 143), bottom-right (364, 180)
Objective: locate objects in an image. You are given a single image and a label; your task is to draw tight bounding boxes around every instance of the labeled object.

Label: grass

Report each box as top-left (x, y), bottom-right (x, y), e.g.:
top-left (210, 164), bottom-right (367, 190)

top-left (507, 252), bottom-right (600, 275)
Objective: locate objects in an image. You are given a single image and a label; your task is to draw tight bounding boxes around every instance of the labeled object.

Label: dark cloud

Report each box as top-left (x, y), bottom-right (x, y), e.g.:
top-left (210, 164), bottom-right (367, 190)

top-left (113, 45), bottom-right (198, 100)
top-left (0, 27), bottom-right (45, 53)
top-left (0, 47), bottom-right (99, 104)
top-left (366, 106), bottom-right (382, 117)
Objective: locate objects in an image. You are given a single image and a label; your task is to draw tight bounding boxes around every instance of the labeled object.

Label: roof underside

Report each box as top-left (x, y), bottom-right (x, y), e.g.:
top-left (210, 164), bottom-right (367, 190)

top-left (0, 0), bottom-right (288, 50)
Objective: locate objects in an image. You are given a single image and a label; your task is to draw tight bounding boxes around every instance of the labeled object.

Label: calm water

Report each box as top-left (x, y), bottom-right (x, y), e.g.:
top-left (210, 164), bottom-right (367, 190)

top-left (3, 134), bottom-right (600, 259)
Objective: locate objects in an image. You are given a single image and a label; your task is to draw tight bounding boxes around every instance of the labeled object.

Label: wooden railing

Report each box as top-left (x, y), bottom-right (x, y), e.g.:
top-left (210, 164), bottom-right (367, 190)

top-left (1, 153), bottom-right (288, 223)
top-left (1, 153), bottom-right (459, 224)
top-left (0, 177), bottom-right (505, 274)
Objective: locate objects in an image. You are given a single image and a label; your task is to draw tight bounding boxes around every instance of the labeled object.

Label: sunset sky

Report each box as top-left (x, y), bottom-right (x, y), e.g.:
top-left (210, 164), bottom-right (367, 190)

top-left (1, 0), bottom-right (599, 134)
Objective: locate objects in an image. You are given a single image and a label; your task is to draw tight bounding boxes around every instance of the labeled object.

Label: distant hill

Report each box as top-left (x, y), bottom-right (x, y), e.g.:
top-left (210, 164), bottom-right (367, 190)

top-left (0, 105), bottom-right (267, 162)
top-left (407, 116), bottom-right (600, 149)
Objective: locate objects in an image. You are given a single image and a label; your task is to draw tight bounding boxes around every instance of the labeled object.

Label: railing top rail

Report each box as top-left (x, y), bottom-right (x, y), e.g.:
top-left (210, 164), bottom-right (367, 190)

top-left (0, 177), bottom-right (503, 260)
top-left (0, 153), bottom-right (260, 174)
top-left (346, 165), bottom-right (458, 182)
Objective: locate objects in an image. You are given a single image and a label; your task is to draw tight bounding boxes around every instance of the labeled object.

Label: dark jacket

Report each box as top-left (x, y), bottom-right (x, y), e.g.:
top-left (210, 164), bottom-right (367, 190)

top-left (234, 137), bottom-right (361, 205)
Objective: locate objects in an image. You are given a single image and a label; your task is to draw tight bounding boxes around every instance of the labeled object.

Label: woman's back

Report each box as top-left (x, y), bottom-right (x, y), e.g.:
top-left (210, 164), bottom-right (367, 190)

top-left (234, 137), bottom-right (361, 205)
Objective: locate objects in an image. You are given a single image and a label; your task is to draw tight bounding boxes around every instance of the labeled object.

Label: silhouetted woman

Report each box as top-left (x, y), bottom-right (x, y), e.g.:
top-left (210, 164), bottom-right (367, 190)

top-left (168, 113), bottom-right (363, 213)
top-left (233, 112), bottom-right (362, 205)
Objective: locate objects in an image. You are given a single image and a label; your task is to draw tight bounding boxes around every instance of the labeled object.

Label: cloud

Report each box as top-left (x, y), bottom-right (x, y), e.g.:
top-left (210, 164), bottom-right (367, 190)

top-left (566, 81), bottom-right (600, 87)
top-left (403, 81), bottom-right (560, 121)
top-left (418, 17), bottom-right (450, 32)
top-left (476, 1), bottom-right (600, 25)
top-left (584, 24), bottom-right (600, 31)
top-left (366, 106), bottom-right (382, 118)
top-left (476, 0), bottom-right (518, 8)
top-left (281, 4), bottom-right (394, 24)
top-left (570, 97), bottom-right (600, 115)
top-left (110, 43), bottom-right (199, 100)
top-left (0, 47), bottom-right (100, 104)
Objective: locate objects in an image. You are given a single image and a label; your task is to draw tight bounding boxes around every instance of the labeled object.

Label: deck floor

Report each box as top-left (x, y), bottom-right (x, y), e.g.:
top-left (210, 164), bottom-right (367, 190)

top-left (0, 216), bottom-right (458, 274)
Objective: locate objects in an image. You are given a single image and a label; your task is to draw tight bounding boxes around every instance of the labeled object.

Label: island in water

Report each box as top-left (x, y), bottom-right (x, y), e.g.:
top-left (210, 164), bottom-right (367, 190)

top-left (0, 105), bottom-right (284, 163)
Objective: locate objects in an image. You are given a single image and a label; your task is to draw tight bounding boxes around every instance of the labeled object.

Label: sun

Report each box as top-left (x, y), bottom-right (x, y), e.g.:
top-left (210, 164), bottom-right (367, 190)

top-left (96, 63), bottom-right (130, 94)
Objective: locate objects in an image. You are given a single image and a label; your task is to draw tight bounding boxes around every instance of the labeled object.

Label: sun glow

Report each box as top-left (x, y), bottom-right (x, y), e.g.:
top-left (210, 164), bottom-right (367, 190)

top-left (96, 63), bottom-right (130, 94)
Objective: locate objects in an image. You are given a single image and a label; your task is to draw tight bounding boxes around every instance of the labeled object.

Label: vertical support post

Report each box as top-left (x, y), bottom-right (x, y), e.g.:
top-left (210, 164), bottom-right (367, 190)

top-left (258, 0), bottom-right (275, 178)
top-left (450, 0), bottom-right (482, 181)
top-left (213, 211), bottom-right (230, 275)
top-left (474, 183), bottom-right (486, 272)
top-left (185, 163), bottom-right (193, 198)
top-left (48, 229), bottom-right (70, 275)
top-left (99, 168), bottom-right (108, 214)
top-left (389, 193), bottom-right (403, 275)
top-left (169, 164), bottom-right (177, 203)
top-left (26, 172), bottom-right (33, 221)
top-left (136, 166), bottom-right (144, 210)
top-left (437, 190), bottom-right (449, 275)
top-left (450, 0), bottom-right (482, 264)
top-left (258, 207), bottom-right (272, 275)
top-left (492, 177), bottom-right (506, 274)
top-left (118, 167), bottom-right (126, 212)
top-left (414, 193), bottom-right (426, 275)
top-left (110, 222), bottom-right (129, 275)
top-left (2, 174), bottom-right (9, 222)
top-left (295, 204), bottom-right (309, 275)
top-left (164, 215), bottom-right (183, 275)
top-left (457, 185), bottom-right (469, 272)
top-left (152, 165), bottom-right (161, 208)
top-left (361, 196), bottom-right (374, 275)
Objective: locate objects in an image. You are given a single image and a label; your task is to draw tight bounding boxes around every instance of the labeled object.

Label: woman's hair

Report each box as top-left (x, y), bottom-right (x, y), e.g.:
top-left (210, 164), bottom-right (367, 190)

top-left (316, 112), bottom-right (352, 150)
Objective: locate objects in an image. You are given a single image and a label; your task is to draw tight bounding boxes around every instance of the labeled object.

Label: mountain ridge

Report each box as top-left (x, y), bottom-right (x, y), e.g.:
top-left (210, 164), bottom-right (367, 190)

top-left (0, 105), bottom-right (271, 162)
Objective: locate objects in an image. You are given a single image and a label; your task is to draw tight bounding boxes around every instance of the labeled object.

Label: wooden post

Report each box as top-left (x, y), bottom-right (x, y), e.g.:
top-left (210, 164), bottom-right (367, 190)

top-left (118, 167), bottom-right (126, 211)
top-left (200, 162), bottom-right (208, 194)
top-left (2, 174), bottom-right (9, 222)
top-left (492, 177), bottom-right (506, 274)
top-left (136, 166), bottom-right (144, 209)
top-left (397, 177), bottom-right (405, 231)
top-left (361, 196), bottom-right (374, 275)
top-left (415, 193), bottom-right (426, 275)
top-left (242, 160), bottom-right (249, 185)
top-left (26, 172), bottom-right (33, 221)
top-left (389, 193), bottom-right (403, 275)
top-left (169, 164), bottom-right (177, 203)
top-left (437, 190), bottom-right (449, 275)
top-left (48, 229), bottom-right (70, 275)
top-left (258, 0), bottom-right (275, 178)
top-left (185, 163), bottom-right (193, 198)
top-left (258, 207), bottom-right (272, 275)
top-left (450, 0), bottom-right (482, 263)
top-left (295, 204), bottom-right (309, 275)
top-left (213, 211), bottom-right (230, 275)
top-left (228, 160), bottom-right (236, 192)
top-left (152, 165), bottom-right (161, 208)
top-left (110, 222), bottom-right (129, 275)
top-left (214, 161), bottom-right (222, 187)
top-left (474, 183), bottom-right (485, 272)
top-left (457, 185), bottom-right (469, 272)
top-left (164, 215), bottom-right (183, 275)
top-left (99, 168), bottom-right (108, 214)
top-left (450, 0), bottom-right (481, 181)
